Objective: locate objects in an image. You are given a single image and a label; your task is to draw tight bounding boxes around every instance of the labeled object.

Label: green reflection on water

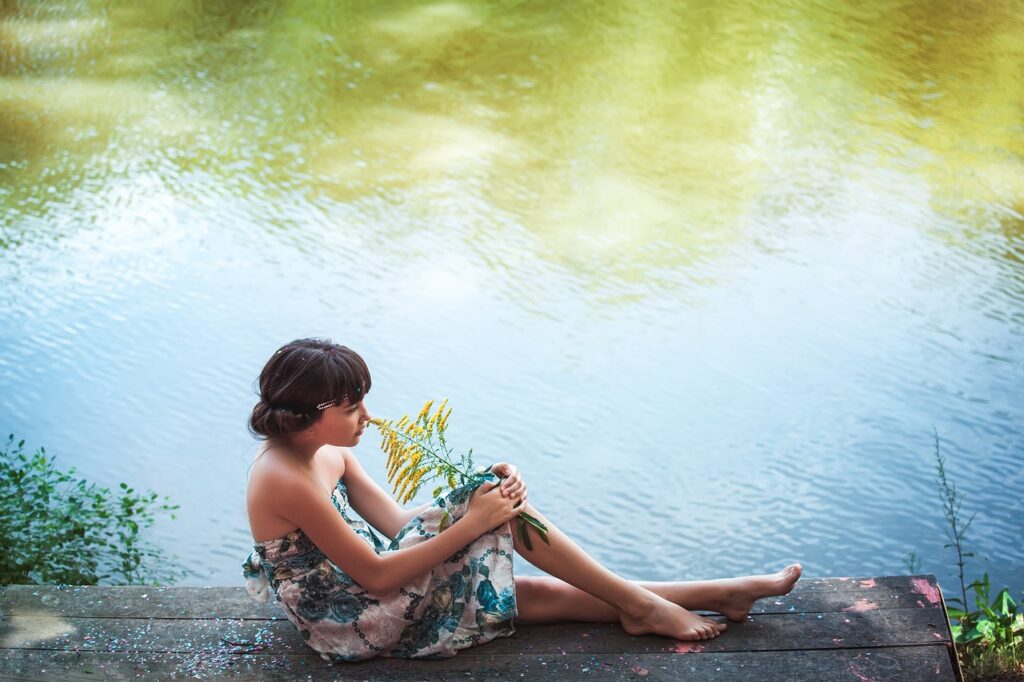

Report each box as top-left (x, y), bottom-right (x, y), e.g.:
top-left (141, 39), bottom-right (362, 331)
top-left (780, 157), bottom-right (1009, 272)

top-left (1, 0), bottom-right (1022, 267)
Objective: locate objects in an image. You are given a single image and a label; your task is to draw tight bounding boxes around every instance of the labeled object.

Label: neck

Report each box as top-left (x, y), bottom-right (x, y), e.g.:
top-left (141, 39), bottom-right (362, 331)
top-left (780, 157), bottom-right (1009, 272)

top-left (268, 435), bottom-right (323, 464)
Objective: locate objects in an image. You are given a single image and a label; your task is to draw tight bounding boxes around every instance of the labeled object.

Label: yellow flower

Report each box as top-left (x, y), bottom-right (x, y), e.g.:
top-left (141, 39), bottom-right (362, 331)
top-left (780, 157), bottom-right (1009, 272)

top-left (417, 400), bottom-right (434, 424)
top-left (399, 465), bottom-right (427, 502)
top-left (410, 467), bottom-right (427, 489)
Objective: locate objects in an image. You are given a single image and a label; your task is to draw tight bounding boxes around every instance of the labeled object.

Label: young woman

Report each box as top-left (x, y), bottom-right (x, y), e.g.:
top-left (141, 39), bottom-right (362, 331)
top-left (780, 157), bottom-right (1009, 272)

top-left (242, 338), bottom-right (802, 662)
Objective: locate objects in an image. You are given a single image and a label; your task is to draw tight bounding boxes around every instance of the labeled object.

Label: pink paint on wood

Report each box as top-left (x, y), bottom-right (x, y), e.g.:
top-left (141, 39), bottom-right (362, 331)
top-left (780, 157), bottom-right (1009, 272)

top-left (910, 578), bottom-right (941, 605)
top-left (843, 599), bottom-right (880, 612)
top-left (848, 663), bottom-right (879, 682)
top-left (671, 643), bottom-right (706, 654)
top-left (858, 578), bottom-right (877, 588)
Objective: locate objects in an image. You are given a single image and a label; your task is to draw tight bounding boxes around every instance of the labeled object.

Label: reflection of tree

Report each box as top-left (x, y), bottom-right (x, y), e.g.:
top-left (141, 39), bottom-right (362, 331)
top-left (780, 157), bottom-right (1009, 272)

top-left (1, 0), bottom-right (1022, 289)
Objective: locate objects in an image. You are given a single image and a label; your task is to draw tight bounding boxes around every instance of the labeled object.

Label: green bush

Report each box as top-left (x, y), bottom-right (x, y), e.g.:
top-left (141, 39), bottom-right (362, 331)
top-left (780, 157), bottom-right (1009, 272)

top-left (949, 573), bottom-right (1024, 679)
top-left (926, 430), bottom-right (1023, 681)
top-left (0, 434), bottom-right (184, 585)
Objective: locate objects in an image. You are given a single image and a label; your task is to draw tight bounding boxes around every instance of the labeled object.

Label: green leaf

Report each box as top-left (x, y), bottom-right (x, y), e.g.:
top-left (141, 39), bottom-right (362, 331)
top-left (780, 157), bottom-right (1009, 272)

top-left (962, 626), bottom-right (984, 643)
top-left (516, 513), bottom-right (550, 545)
top-left (518, 511), bottom-right (547, 531)
top-left (977, 619), bottom-right (996, 643)
top-left (517, 518), bottom-right (533, 551)
top-left (994, 589), bottom-right (1016, 615)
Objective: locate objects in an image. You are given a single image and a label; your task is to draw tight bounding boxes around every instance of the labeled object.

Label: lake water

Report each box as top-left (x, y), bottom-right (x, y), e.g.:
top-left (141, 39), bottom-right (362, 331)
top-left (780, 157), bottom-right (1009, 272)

top-left (1, 1), bottom-right (1022, 595)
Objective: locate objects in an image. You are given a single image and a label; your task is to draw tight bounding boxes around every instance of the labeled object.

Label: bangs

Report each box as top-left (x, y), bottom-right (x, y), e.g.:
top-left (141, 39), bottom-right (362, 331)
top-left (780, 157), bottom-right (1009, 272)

top-left (322, 347), bottom-right (372, 406)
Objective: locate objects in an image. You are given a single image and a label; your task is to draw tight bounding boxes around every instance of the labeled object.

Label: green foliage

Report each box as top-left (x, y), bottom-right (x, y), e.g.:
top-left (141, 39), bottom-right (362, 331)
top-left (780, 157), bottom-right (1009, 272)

top-left (949, 573), bottom-right (1024, 680)
top-left (919, 428), bottom-right (1023, 681)
top-left (934, 427), bottom-right (977, 613)
top-left (0, 435), bottom-right (184, 586)
top-left (903, 550), bottom-right (922, 575)
top-left (948, 573), bottom-right (1024, 649)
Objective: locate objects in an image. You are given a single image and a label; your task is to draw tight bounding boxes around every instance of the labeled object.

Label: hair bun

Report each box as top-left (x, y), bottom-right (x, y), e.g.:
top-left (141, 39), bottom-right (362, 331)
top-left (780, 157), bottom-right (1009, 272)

top-left (248, 400), bottom-right (312, 438)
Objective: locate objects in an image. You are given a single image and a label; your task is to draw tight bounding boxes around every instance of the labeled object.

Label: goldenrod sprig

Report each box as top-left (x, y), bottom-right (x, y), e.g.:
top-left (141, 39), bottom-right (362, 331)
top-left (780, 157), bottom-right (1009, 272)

top-left (371, 399), bottom-right (549, 547)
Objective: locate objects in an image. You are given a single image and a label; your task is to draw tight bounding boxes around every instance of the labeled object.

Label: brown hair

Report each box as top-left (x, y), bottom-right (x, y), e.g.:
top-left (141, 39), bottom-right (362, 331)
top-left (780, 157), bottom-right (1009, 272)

top-left (249, 338), bottom-right (371, 439)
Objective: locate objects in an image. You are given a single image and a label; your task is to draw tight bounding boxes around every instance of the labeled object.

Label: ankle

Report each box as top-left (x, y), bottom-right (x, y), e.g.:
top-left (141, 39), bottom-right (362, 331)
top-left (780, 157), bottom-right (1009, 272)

top-left (619, 591), bottom-right (659, 621)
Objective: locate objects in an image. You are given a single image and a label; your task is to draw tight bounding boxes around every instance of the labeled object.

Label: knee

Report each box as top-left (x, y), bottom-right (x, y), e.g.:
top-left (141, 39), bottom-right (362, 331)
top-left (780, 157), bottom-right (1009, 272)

top-left (516, 576), bottom-right (568, 619)
top-left (517, 576), bottom-right (558, 599)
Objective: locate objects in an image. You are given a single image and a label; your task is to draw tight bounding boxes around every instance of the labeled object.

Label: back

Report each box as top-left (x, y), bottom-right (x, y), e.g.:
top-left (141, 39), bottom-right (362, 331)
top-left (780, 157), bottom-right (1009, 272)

top-left (246, 445), bottom-right (346, 543)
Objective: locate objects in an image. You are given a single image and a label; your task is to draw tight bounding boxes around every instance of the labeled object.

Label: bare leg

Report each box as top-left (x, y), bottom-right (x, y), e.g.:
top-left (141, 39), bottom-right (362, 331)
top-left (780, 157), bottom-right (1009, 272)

top-left (515, 565), bottom-right (803, 624)
top-left (509, 504), bottom-right (729, 641)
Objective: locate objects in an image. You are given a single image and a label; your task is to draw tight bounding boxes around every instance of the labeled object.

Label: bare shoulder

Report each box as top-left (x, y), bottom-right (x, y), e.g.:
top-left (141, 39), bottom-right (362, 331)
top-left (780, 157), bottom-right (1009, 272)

top-left (248, 447), bottom-right (306, 494)
top-left (246, 447), bottom-right (317, 541)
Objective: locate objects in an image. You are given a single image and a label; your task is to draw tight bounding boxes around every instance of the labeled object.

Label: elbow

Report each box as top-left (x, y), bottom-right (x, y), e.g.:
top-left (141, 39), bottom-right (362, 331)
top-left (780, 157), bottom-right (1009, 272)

top-left (355, 559), bottom-right (396, 596)
top-left (359, 575), bottom-right (390, 595)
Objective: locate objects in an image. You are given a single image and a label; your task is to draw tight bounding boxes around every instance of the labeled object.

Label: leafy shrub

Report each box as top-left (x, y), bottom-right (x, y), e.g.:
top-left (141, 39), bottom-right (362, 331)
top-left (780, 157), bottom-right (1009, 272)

top-left (949, 573), bottom-right (1024, 678)
top-left (927, 429), bottom-right (1023, 681)
top-left (0, 434), bottom-right (183, 585)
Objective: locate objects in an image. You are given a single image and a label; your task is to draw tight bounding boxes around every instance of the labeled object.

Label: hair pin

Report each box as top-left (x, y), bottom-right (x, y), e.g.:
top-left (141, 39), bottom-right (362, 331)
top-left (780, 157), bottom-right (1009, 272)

top-left (316, 399), bottom-right (337, 411)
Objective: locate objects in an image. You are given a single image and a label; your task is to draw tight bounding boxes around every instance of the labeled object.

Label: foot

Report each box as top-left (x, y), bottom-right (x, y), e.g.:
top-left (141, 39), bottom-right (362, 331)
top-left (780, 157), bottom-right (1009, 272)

top-left (716, 563), bottom-right (803, 622)
top-left (620, 595), bottom-right (727, 641)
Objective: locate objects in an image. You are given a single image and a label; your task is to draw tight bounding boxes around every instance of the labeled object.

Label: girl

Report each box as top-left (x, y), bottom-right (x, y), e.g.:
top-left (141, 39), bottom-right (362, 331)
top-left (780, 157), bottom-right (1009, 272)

top-left (242, 338), bottom-right (802, 662)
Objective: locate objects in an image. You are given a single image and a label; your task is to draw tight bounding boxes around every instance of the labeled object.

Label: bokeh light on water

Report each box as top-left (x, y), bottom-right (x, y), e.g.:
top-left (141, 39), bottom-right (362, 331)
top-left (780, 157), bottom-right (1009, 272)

top-left (1, 1), bottom-right (1022, 591)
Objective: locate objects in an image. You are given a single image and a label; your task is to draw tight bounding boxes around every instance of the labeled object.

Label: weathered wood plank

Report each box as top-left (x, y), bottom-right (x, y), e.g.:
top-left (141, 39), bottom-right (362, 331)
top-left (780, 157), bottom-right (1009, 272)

top-left (0, 645), bottom-right (955, 681)
top-left (0, 608), bottom-right (949, 655)
top-left (0, 575), bottom-right (945, 620)
top-left (0, 586), bottom-right (282, 621)
top-left (0, 576), bottom-right (957, 680)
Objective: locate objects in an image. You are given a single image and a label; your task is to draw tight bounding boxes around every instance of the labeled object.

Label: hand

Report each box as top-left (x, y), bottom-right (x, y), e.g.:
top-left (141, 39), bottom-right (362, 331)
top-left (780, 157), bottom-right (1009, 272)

top-left (490, 462), bottom-right (528, 509)
top-left (467, 480), bottom-right (519, 532)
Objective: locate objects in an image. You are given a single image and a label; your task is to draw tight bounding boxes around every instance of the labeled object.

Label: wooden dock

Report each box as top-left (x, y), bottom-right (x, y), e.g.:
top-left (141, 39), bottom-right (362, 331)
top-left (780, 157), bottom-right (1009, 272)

top-left (0, 574), bottom-right (960, 680)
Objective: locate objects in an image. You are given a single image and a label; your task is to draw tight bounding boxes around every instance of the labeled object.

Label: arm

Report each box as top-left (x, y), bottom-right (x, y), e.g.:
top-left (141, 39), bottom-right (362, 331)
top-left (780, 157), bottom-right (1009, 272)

top-left (282, 472), bottom-right (517, 595)
top-left (340, 448), bottom-right (427, 539)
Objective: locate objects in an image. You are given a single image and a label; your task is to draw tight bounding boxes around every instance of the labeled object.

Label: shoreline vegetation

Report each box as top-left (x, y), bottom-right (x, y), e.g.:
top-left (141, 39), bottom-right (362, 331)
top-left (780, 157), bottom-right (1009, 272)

top-left (2, 431), bottom-right (1020, 679)
top-left (0, 434), bottom-right (183, 586)
top-left (913, 430), bottom-right (1024, 682)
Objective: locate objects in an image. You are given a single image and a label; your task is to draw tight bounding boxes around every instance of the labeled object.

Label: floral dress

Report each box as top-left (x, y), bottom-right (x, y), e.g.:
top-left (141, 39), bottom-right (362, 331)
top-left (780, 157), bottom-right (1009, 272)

top-left (242, 474), bottom-right (517, 661)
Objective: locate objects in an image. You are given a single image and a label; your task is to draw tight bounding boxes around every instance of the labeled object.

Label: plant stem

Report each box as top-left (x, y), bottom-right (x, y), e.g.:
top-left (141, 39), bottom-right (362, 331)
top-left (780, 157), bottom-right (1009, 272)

top-left (388, 427), bottom-right (472, 482)
top-left (934, 427), bottom-right (976, 611)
